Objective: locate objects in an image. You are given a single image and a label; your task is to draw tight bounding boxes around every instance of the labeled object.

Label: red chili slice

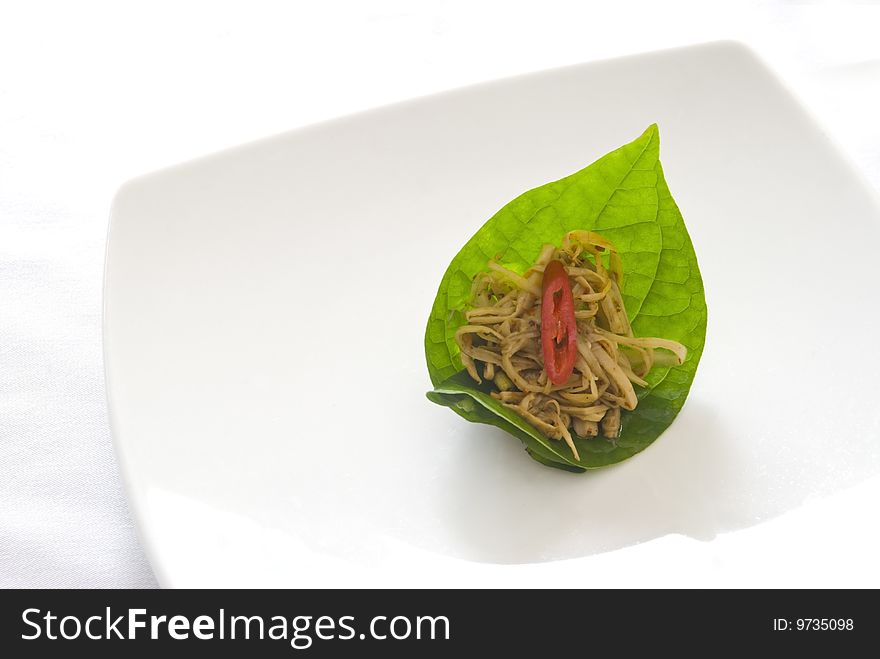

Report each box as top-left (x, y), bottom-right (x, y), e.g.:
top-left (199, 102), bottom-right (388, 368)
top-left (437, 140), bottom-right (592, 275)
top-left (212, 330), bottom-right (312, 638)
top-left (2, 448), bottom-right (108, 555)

top-left (541, 259), bottom-right (578, 385)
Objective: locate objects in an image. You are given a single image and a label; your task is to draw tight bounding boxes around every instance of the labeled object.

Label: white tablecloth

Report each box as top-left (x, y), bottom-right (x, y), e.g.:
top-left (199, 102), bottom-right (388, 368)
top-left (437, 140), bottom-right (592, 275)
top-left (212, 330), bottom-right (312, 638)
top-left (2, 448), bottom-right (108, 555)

top-left (2, 0), bottom-right (879, 588)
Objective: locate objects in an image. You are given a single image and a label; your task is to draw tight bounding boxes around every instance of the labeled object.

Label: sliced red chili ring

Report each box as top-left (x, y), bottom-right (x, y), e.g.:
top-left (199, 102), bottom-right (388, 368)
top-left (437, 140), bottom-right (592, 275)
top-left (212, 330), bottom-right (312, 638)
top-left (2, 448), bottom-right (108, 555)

top-left (540, 259), bottom-right (577, 385)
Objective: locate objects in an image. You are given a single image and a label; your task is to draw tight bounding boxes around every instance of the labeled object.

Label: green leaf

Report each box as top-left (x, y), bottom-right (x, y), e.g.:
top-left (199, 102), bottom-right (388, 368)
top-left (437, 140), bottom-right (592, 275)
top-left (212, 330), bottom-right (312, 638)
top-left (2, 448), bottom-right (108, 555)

top-left (424, 124), bottom-right (707, 470)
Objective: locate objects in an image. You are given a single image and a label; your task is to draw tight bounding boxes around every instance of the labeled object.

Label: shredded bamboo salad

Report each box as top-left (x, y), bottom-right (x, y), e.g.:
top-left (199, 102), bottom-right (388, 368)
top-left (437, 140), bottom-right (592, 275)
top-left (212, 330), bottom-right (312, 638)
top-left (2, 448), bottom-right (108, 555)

top-left (454, 231), bottom-right (687, 461)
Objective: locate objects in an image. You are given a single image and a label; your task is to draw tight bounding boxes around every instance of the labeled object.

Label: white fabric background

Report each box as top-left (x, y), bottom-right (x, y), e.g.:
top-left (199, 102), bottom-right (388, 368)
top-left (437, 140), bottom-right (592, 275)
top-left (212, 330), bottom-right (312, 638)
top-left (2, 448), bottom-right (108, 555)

top-left (2, 0), bottom-right (879, 588)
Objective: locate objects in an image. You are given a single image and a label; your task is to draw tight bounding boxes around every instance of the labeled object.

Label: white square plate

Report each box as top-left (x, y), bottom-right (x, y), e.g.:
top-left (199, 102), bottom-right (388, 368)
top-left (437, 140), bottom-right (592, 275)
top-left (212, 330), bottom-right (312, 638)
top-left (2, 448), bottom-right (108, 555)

top-left (105, 41), bottom-right (880, 587)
